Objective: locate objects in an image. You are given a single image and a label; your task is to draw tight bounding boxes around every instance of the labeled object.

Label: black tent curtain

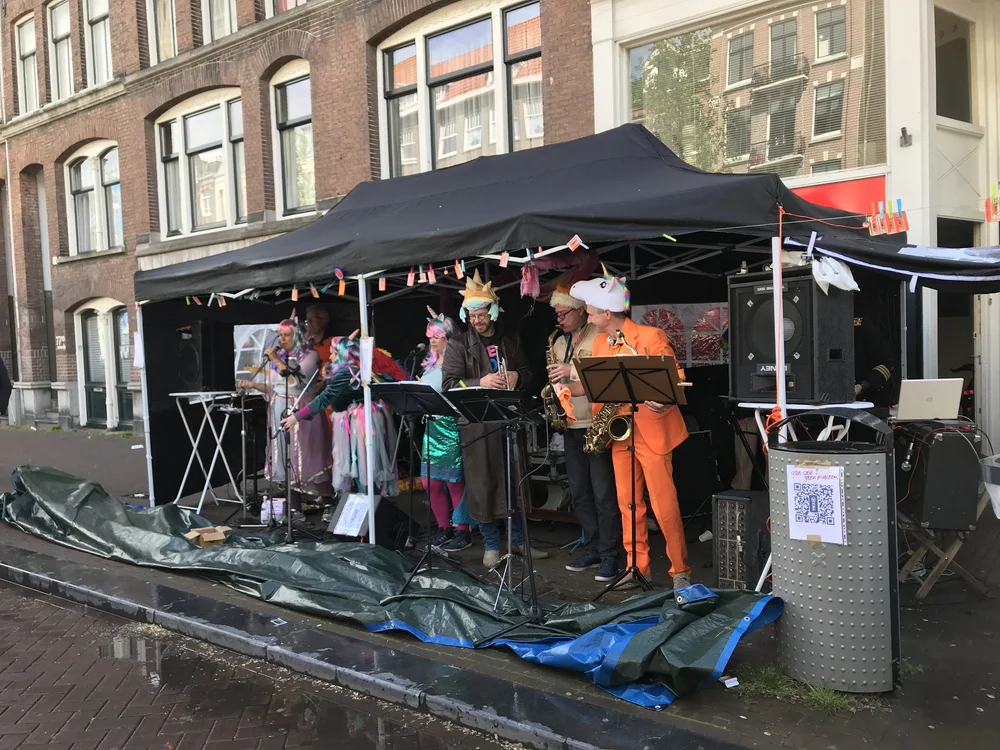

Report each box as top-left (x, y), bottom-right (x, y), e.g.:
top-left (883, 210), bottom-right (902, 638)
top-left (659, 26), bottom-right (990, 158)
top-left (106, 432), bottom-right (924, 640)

top-left (134, 124), bottom-right (1000, 303)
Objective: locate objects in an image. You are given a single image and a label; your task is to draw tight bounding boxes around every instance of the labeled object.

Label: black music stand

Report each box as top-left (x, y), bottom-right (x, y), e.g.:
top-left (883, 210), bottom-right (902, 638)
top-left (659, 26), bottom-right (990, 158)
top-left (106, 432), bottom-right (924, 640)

top-left (371, 382), bottom-right (468, 595)
top-left (447, 387), bottom-right (549, 644)
top-left (576, 353), bottom-right (687, 600)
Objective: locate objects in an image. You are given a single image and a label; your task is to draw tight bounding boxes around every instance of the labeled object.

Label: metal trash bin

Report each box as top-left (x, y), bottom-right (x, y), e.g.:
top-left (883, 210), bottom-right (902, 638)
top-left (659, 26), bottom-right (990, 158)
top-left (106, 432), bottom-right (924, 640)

top-left (767, 409), bottom-right (900, 693)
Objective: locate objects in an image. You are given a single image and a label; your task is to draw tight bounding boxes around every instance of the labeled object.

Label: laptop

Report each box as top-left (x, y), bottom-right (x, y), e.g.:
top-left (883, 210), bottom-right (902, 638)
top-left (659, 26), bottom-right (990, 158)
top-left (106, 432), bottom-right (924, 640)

top-left (895, 378), bottom-right (964, 421)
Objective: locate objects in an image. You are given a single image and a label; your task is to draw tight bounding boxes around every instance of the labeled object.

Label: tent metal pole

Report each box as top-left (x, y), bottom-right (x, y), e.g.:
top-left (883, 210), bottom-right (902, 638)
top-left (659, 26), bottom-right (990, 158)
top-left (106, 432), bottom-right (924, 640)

top-left (358, 276), bottom-right (377, 545)
top-left (136, 304), bottom-right (156, 507)
top-left (771, 236), bottom-right (788, 442)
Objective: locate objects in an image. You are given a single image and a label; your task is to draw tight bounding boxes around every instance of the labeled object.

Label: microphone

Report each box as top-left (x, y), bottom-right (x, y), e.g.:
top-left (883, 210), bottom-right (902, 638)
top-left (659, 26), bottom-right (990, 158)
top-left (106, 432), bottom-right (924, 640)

top-left (408, 343), bottom-right (427, 359)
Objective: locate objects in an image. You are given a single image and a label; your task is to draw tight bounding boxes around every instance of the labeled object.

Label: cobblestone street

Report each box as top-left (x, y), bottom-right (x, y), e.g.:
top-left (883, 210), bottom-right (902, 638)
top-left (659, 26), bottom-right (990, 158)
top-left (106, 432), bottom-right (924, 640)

top-left (0, 583), bottom-right (511, 750)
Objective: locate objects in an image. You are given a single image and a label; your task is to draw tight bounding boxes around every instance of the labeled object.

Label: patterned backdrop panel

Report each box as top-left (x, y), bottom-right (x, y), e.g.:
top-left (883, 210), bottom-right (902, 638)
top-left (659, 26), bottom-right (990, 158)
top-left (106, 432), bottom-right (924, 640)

top-left (632, 303), bottom-right (729, 368)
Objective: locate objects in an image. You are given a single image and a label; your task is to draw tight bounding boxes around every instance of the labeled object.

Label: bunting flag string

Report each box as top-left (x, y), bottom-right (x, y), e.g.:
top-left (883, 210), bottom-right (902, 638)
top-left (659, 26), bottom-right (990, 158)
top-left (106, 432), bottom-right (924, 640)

top-left (987, 184), bottom-right (999, 223)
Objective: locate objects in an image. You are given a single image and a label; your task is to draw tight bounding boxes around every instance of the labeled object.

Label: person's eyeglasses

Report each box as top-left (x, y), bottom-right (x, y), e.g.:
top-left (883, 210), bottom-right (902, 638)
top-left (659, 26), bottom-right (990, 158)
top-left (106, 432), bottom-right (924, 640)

top-left (555, 310), bottom-right (576, 321)
top-left (468, 312), bottom-right (491, 322)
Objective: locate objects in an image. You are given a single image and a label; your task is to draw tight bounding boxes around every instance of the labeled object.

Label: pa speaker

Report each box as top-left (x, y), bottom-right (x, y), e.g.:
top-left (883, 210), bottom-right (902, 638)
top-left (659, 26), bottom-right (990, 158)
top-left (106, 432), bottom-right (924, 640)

top-left (728, 267), bottom-right (854, 403)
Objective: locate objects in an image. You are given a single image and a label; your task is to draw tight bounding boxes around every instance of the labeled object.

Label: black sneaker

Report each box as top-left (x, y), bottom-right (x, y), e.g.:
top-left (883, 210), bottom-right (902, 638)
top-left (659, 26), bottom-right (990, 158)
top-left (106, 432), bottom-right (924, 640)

top-left (565, 552), bottom-right (601, 573)
top-left (441, 529), bottom-right (472, 552)
top-left (431, 527), bottom-right (453, 547)
top-left (594, 558), bottom-right (620, 582)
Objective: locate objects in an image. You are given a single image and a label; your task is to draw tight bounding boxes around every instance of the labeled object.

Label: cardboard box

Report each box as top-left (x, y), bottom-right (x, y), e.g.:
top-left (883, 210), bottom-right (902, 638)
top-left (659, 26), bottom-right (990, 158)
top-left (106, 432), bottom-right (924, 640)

top-left (184, 526), bottom-right (231, 547)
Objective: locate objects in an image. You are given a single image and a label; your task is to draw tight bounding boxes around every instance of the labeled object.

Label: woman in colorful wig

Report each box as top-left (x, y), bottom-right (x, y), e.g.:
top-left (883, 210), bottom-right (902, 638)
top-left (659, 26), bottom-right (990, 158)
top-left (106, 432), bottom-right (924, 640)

top-left (281, 332), bottom-right (407, 496)
top-left (237, 317), bottom-right (332, 516)
top-left (419, 307), bottom-right (473, 551)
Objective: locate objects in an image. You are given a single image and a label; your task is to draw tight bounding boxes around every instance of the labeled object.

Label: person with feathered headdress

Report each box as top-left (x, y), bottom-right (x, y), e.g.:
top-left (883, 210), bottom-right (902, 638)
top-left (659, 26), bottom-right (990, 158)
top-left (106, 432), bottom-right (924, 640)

top-left (442, 269), bottom-right (549, 568)
top-left (418, 307), bottom-right (473, 551)
top-left (570, 266), bottom-right (690, 592)
top-left (281, 331), bottom-right (407, 497)
top-left (237, 316), bottom-right (333, 519)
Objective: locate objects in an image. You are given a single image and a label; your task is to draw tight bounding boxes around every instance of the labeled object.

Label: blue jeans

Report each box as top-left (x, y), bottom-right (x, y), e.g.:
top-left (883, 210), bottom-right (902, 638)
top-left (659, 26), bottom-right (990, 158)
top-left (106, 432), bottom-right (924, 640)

top-left (480, 514), bottom-right (524, 551)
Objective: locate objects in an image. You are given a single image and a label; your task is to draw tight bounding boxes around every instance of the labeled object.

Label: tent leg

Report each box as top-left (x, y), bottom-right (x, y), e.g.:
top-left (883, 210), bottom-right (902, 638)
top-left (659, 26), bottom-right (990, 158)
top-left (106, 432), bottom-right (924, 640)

top-left (358, 276), bottom-right (377, 546)
top-left (136, 305), bottom-right (156, 507)
top-left (772, 237), bottom-right (788, 443)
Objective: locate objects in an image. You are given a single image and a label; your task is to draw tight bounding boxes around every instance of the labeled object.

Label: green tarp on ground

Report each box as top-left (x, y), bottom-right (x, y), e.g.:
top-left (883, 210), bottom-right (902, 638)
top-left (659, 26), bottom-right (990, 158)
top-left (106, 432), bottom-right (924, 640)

top-left (1, 466), bottom-right (782, 706)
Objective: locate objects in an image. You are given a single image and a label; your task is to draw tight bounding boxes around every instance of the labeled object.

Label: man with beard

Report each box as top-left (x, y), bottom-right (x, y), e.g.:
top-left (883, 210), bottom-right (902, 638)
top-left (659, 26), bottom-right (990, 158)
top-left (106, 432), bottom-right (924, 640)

top-left (442, 270), bottom-right (548, 568)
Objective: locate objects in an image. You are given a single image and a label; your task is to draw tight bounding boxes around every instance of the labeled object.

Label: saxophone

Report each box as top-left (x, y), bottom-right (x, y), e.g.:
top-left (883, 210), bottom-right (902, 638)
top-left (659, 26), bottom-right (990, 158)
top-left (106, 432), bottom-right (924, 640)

top-left (583, 330), bottom-right (636, 454)
top-left (541, 329), bottom-right (568, 430)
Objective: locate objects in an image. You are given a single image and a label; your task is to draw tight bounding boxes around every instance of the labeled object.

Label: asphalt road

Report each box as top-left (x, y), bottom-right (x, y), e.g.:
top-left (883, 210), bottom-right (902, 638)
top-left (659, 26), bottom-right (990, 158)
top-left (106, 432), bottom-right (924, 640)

top-left (0, 581), bottom-right (514, 750)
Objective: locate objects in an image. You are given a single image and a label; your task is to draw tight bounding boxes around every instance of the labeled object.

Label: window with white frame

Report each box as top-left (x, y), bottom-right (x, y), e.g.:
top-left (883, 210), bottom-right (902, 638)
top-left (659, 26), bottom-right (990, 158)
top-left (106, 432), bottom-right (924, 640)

top-left (85, 0), bottom-right (113, 86)
top-left (380, 0), bottom-right (542, 176)
top-left (147, 0), bottom-right (177, 65)
top-left (229, 99), bottom-right (246, 222)
top-left (267, 0), bottom-right (306, 17)
top-left (64, 141), bottom-right (123, 256)
top-left (48, 0), bottom-right (73, 101)
top-left (384, 43), bottom-right (420, 176)
top-left (155, 89), bottom-right (245, 239)
top-left (16, 17), bottom-right (39, 115)
top-left (505, 3), bottom-right (542, 152)
top-left (816, 7), bottom-right (847, 60)
top-left (724, 107), bottom-right (750, 159)
top-left (272, 62), bottom-right (315, 215)
top-left (814, 80), bottom-right (844, 136)
top-left (727, 33), bottom-right (753, 86)
top-left (203, 0), bottom-right (237, 43)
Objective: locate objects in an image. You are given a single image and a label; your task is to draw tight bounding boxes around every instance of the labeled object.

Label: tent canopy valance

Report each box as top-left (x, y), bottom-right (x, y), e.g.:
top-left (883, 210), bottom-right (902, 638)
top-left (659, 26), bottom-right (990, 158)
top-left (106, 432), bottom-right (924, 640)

top-left (134, 124), bottom-right (1000, 301)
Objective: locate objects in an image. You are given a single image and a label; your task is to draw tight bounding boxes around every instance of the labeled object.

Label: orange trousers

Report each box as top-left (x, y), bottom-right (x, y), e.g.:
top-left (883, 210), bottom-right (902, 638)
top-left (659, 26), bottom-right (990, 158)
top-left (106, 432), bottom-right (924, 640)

top-left (611, 435), bottom-right (690, 578)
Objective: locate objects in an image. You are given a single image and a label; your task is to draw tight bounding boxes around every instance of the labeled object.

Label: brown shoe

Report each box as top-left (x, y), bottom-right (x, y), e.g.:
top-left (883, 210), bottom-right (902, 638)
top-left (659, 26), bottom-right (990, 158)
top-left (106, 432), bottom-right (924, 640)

top-left (672, 572), bottom-right (692, 590)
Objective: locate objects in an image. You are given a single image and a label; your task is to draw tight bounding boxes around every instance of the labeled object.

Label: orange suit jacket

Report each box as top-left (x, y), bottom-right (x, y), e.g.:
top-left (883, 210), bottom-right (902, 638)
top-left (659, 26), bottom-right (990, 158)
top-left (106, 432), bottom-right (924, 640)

top-left (591, 317), bottom-right (688, 456)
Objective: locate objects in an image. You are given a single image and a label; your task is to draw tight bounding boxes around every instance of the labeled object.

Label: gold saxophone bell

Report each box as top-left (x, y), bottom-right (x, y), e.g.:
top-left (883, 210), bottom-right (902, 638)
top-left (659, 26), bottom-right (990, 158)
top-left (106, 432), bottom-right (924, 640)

top-left (608, 414), bottom-right (632, 442)
top-left (582, 330), bottom-right (636, 453)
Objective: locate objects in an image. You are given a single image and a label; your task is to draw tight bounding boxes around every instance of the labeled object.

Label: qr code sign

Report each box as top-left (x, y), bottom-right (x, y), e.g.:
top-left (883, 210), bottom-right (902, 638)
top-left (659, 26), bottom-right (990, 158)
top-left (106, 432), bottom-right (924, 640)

top-left (792, 483), bottom-right (836, 526)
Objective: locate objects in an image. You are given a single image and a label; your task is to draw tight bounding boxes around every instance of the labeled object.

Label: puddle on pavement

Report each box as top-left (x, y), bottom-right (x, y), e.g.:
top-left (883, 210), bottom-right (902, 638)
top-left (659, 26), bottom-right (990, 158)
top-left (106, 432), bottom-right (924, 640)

top-left (95, 631), bottom-right (507, 749)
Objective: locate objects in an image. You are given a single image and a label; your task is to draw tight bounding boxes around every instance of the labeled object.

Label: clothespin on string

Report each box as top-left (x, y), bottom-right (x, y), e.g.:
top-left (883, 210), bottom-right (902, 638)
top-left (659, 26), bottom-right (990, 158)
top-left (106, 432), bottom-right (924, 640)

top-left (454, 259), bottom-right (465, 279)
top-left (334, 268), bottom-right (346, 296)
top-left (407, 267), bottom-right (416, 287)
top-left (378, 274), bottom-right (387, 292)
top-left (428, 264), bottom-right (437, 284)
top-left (310, 284), bottom-right (319, 299)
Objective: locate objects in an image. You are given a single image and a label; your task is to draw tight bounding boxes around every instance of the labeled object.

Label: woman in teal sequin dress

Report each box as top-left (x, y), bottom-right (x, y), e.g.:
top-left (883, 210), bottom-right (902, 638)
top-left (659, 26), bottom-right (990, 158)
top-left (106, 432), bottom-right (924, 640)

top-left (420, 308), bottom-right (473, 551)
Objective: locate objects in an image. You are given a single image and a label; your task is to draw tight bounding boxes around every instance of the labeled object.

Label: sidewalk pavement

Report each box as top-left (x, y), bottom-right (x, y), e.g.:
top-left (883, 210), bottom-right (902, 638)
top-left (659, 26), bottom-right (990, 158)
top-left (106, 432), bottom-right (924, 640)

top-left (2, 425), bottom-right (999, 749)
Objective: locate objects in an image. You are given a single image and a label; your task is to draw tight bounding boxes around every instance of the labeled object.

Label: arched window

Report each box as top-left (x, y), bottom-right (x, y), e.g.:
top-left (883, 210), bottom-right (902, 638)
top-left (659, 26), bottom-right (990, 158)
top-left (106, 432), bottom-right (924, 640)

top-left (64, 140), bottom-right (123, 255)
top-left (101, 148), bottom-right (123, 248)
top-left (271, 60), bottom-right (315, 215)
top-left (155, 89), bottom-right (246, 239)
top-left (378, 0), bottom-right (542, 178)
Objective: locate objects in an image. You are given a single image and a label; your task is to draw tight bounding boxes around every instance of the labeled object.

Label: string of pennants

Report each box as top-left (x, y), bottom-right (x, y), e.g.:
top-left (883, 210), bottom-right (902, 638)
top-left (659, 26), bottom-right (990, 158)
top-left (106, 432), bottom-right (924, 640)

top-left (986, 185), bottom-right (1000, 223)
top-left (866, 199), bottom-right (910, 236)
top-left (182, 234), bottom-right (590, 306)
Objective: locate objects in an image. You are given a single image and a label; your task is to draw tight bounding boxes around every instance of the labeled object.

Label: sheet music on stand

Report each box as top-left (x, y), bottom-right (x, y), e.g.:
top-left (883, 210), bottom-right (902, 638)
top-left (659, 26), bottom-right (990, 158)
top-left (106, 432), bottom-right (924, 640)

top-left (575, 354), bottom-right (687, 407)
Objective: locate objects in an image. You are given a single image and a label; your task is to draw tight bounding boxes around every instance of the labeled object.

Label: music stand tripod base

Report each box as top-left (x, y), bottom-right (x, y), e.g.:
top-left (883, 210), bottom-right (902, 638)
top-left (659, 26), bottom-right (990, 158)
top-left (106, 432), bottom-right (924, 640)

top-left (370, 383), bottom-right (470, 596)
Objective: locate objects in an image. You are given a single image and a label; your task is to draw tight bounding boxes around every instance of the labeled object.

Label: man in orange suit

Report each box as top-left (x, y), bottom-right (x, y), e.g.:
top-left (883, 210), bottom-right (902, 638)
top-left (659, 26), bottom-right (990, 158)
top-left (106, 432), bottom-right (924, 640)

top-left (570, 274), bottom-right (691, 591)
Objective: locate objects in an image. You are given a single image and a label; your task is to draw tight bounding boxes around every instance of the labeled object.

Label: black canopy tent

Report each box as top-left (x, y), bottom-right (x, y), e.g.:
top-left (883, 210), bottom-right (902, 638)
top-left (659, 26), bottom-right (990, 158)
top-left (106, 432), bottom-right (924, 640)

top-left (133, 124), bottom-right (1000, 303)
top-left (133, 124), bottom-right (1000, 511)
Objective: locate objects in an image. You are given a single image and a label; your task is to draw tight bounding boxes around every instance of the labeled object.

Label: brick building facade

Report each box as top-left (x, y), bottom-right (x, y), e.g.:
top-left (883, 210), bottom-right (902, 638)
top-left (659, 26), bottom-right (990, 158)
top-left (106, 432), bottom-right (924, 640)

top-left (0, 0), bottom-right (594, 429)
